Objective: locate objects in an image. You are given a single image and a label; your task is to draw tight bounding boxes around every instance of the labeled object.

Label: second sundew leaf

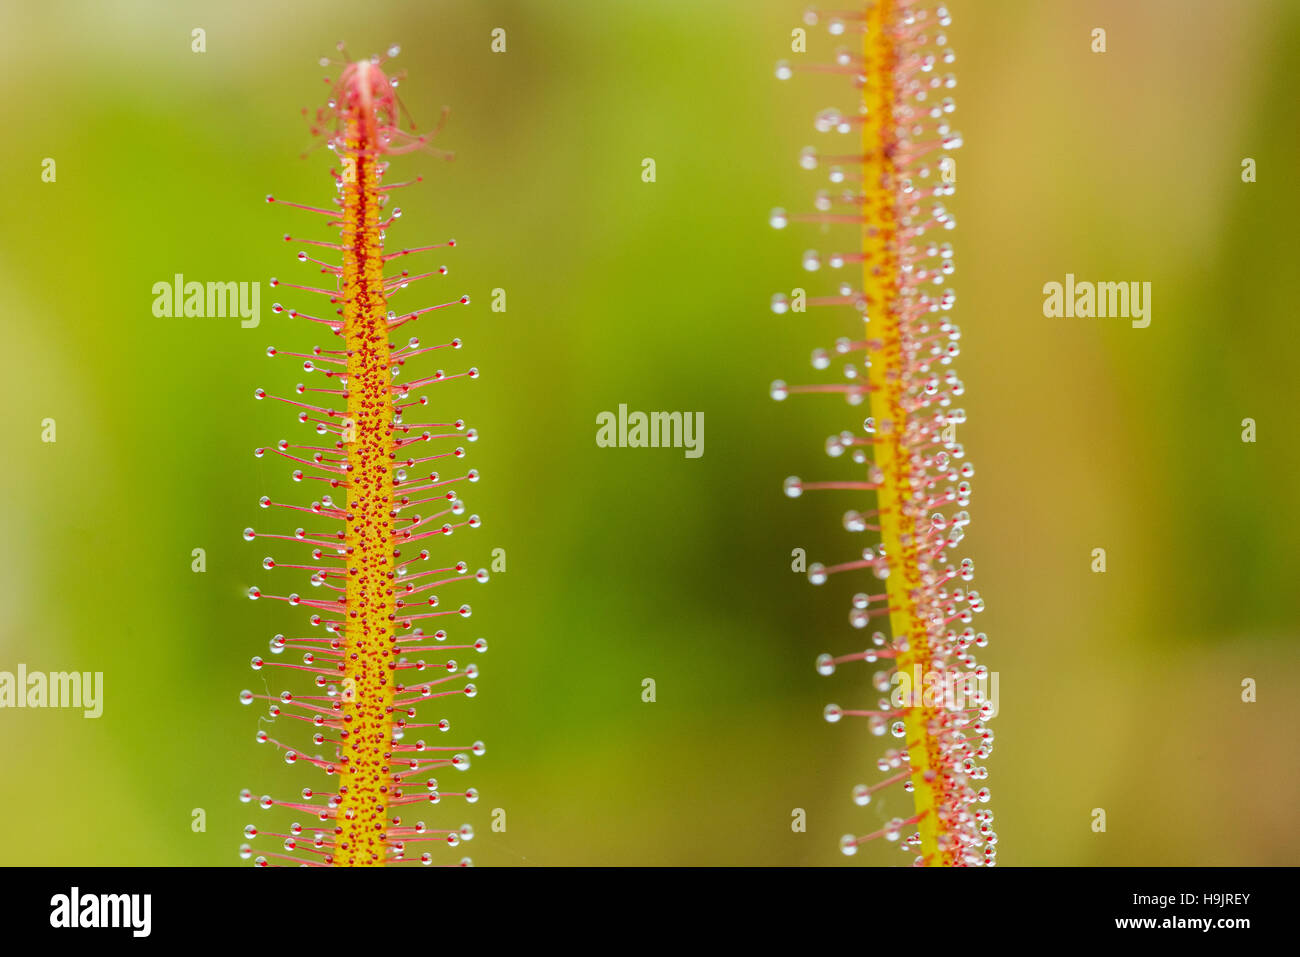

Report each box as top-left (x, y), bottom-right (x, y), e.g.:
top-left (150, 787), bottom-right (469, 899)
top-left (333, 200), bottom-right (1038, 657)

top-left (239, 46), bottom-right (490, 867)
top-left (771, 3), bottom-right (997, 866)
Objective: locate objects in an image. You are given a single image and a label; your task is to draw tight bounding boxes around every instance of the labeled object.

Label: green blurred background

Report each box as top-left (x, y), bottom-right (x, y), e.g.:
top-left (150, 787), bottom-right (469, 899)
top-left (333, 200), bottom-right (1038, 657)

top-left (1, 0), bottom-right (1296, 866)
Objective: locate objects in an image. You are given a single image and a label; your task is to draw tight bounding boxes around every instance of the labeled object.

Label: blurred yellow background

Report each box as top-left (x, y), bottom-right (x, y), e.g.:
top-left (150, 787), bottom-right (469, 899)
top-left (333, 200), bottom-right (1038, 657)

top-left (0, 0), bottom-right (1295, 865)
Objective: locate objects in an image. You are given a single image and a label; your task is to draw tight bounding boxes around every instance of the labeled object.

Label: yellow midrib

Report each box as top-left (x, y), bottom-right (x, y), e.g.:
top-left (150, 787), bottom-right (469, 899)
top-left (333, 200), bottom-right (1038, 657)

top-left (861, 0), bottom-right (944, 866)
top-left (335, 128), bottom-right (398, 866)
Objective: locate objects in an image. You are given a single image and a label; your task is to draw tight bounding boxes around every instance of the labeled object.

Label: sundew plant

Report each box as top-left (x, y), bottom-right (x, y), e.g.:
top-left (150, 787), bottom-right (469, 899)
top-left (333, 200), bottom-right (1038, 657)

top-left (239, 46), bottom-right (488, 867)
top-left (771, 3), bottom-right (997, 865)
